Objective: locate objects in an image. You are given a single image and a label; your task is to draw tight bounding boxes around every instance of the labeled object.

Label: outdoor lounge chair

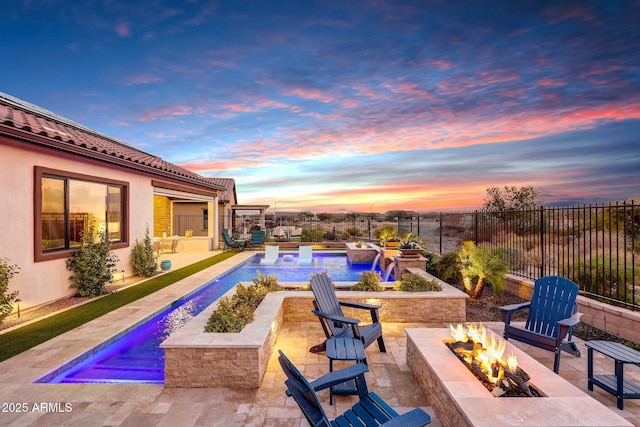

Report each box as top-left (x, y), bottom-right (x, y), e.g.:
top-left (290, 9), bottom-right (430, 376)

top-left (309, 273), bottom-right (386, 353)
top-left (260, 245), bottom-right (279, 264)
top-left (500, 275), bottom-right (583, 373)
top-left (248, 230), bottom-right (265, 250)
top-left (297, 245), bottom-right (313, 265)
top-left (222, 229), bottom-right (244, 251)
top-left (278, 350), bottom-right (431, 427)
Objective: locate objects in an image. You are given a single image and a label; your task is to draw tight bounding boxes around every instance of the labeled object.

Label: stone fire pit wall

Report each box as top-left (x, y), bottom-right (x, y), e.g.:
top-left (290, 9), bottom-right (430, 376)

top-left (406, 328), bottom-right (632, 427)
top-left (162, 275), bottom-right (467, 388)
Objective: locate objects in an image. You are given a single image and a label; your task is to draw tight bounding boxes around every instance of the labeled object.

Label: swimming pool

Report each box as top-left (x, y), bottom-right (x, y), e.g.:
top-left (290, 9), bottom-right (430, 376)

top-left (37, 253), bottom-right (387, 384)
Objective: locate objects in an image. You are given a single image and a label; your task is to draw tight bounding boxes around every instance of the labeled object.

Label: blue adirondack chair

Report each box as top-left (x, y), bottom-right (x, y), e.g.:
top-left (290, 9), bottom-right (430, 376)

top-left (309, 273), bottom-right (386, 353)
top-left (500, 275), bottom-right (583, 373)
top-left (277, 350), bottom-right (431, 427)
top-left (222, 229), bottom-right (244, 251)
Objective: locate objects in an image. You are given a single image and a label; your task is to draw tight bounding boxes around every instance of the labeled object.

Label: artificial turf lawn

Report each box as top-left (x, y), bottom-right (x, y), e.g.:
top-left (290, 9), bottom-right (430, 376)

top-left (0, 251), bottom-right (238, 362)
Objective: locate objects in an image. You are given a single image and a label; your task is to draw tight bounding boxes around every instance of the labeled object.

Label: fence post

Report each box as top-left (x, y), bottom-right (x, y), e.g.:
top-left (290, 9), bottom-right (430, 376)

top-left (539, 206), bottom-right (545, 278)
top-left (439, 212), bottom-right (443, 255)
top-left (474, 210), bottom-right (478, 243)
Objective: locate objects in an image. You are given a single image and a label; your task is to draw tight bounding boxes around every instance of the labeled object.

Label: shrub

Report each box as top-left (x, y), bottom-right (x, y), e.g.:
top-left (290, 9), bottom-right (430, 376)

top-left (66, 224), bottom-right (119, 297)
top-left (395, 273), bottom-right (442, 292)
top-left (301, 229), bottom-right (324, 242)
top-left (568, 254), bottom-right (638, 304)
top-left (204, 293), bottom-right (255, 333)
top-left (205, 272), bottom-right (282, 333)
top-left (352, 271), bottom-right (384, 291)
top-left (131, 225), bottom-right (157, 277)
top-left (435, 250), bottom-right (461, 283)
top-left (0, 258), bottom-right (20, 325)
top-left (458, 241), bottom-right (509, 300)
top-left (251, 271), bottom-right (283, 293)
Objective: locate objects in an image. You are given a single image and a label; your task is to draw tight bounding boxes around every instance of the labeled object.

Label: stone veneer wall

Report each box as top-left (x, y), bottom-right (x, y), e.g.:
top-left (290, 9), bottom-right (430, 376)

top-left (505, 275), bottom-right (640, 344)
top-left (406, 333), bottom-right (471, 427)
top-left (162, 277), bottom-right (468, 388)
top-left (162, 290), bottom-right (285, 388)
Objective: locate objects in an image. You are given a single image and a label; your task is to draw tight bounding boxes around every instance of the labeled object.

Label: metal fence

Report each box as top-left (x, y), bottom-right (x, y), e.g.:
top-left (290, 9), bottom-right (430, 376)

top-left (175, 202), bottom-right (639, 309)
top-left (449, 202), bottom-right (639, 310)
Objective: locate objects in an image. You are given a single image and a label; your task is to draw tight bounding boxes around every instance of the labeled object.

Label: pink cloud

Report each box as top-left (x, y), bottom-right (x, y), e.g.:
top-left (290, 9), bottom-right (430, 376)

top-left (137, 104), bottom-right (192, 122)
top-left (536, 78), bottom-right (568, 87)
top-left (124, 74), bottom-right (164, 86)
top-left (114, 22), bottom-right (131, 37)
top-left (283, 87), bottom-right (336, 104)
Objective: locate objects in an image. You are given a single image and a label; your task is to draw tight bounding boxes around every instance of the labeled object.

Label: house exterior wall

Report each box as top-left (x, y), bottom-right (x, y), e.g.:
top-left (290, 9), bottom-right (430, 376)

top-left (0, 140), bottom-right (154, 310)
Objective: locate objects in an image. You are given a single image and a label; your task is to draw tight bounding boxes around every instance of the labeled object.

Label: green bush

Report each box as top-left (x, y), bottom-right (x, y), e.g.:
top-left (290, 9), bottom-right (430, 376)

top-left (131, 226), bottom-right (158, 277)
top-left (204, 293), bottom-right (255, 333)
top-left (435, 250), bottom-right (461, 283)
top-left (205, 272), bottom-right (282, 333)
top-left (568, 254), bottom-right (638, 304)
top-left (0, 257), bottom-right (20, 325)
top-left (395, 273), bottom-right (442, 292)
top-left (352, 271), bottom-right (384, 291)
top-left (301, 229), bottom-right (324, 242)
top-left (66, 224), bottom-right (119, 297)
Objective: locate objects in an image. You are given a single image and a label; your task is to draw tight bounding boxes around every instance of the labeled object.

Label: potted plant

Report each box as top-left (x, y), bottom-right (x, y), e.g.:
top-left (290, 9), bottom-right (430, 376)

top-left (376, 226), bottom-right (400, 248)
top-left (185, 229), bottom-right (193, 238)
top-left (398, 234), bottom-right (423, 258)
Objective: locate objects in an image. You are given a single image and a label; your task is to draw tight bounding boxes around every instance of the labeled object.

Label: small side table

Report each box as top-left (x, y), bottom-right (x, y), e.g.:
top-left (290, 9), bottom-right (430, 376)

top-left (326, 337), bottom-right (367, 404)
top-left (586, 340), bottom-right (640, 409)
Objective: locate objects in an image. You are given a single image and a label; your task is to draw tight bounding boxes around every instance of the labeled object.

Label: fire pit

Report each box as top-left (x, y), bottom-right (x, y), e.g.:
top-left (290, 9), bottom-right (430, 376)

top-left (406, 327), bottom-right (632, 427)
top-left (447, 323), bottom-right (540, 397)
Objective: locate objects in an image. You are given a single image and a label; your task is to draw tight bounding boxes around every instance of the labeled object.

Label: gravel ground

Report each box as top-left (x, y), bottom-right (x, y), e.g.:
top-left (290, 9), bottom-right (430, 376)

top-left (457, 282), bottom-right (623, 343)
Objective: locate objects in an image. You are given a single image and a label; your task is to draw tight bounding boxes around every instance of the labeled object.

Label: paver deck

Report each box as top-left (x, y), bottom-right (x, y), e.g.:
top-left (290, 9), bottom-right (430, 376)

top-left (1, 251), bottom-right (639, 426)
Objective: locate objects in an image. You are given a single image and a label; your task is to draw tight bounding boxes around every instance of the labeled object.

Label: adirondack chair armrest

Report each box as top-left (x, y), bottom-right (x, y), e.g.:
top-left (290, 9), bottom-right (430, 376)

top-left (556, 312), bottom-right (583, 340)
top-left (339, 300), bottom-right (382, 310)
top-left (311, 309), bottom-right (360, 326)
top-left (308, 363), bottom-right (369, 392)
top-left (381, 408), bottom-right (432, 427)
top-left (499, 301), bottom-right (531, 325)
top-left (339, 300), bottom-right (382, 323)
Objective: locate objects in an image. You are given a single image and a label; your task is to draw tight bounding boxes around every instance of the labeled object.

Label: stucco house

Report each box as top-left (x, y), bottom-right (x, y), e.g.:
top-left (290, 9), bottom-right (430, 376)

top-left (0, 92), bottom-right (226, 310)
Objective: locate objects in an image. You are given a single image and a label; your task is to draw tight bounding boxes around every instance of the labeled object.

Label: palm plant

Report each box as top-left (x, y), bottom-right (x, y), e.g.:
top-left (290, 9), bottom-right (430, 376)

top-left (458, 241), bottom-right (509, 300)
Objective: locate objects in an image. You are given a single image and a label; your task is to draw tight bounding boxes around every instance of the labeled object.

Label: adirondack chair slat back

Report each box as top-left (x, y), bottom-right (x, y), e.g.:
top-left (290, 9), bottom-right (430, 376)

top-left (310, 274), bottom-right (345, 337)
top-left (525, 276), bottom-right (579, 338)
top-left (278, 350), bottom-right (330, 427)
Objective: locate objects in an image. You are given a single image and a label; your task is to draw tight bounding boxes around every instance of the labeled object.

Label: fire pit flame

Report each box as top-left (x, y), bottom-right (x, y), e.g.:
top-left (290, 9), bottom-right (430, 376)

top-left (448, 323), bottom-right (539, 397)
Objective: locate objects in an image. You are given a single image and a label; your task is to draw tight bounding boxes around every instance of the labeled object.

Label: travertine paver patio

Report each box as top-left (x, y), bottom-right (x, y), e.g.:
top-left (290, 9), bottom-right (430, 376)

top-left (1, 251), bottom-right (640, 426)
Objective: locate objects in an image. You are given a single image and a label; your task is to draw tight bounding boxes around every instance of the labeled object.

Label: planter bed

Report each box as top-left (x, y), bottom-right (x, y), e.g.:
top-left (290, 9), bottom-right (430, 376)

top-left (161, 275), bottom-right (468, 388)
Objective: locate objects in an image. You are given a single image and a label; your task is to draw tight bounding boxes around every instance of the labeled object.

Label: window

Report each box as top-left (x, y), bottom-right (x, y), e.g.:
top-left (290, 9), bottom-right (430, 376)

top-left (35, 167), bottom-right (128, 261)
top-left (203, 208), bottom-right (208, 230)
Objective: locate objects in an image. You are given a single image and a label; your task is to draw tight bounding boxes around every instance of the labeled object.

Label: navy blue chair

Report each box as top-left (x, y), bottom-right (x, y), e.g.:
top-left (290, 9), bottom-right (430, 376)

top-left (277, 350), bottom-right (431, 427)
top-left (309, 273), bottom-right (386, 353)
top-left (500, 275), bottom-right (583, 373)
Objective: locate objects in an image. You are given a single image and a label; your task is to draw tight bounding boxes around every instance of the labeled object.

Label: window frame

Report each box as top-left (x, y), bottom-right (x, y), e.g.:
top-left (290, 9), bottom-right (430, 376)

top-left (34, 166), bottom-right (129, 262)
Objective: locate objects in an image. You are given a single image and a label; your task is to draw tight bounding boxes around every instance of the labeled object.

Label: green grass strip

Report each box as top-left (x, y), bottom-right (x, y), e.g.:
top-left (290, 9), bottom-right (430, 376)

top-left (0, 251), bottom-right (238, 362)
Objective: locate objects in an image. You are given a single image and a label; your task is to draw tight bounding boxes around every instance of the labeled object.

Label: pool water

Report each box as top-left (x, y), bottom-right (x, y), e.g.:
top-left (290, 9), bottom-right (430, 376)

top-left (37, 253), bottom-right (387, 384)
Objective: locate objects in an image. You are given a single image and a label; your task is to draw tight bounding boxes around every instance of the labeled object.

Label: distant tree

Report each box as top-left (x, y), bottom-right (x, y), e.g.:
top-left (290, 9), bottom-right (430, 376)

top-left (297, 211), bottom-right (314, 221)
top-left (483, 186), bottom-right (543, 235)
top-left (483, 186), bottom-right (543, 212)
top-left (385, 210), bottom-right (410, 220)
top-left (317, 213), bottom-right (333, 221)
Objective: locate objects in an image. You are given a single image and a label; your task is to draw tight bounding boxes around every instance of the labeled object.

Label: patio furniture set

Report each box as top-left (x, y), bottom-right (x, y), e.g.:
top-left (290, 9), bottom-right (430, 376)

top-left (279, 272), bottom-right (640, 425)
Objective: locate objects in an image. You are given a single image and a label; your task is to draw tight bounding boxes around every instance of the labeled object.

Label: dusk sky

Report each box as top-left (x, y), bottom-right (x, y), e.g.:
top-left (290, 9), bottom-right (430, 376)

top-left (2, 0), bottom-right (639, 213)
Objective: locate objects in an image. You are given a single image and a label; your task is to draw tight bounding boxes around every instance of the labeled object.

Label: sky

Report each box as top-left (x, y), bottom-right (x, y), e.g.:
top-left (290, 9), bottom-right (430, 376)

top-left (2, 0), bottom-right (639, 213)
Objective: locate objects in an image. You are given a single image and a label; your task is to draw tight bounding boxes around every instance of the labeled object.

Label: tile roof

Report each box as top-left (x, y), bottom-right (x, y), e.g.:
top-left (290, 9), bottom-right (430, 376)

top-left (203, 177), bottom-right (236, 203)
top-left (0, 92), bottom-right (224, 192)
